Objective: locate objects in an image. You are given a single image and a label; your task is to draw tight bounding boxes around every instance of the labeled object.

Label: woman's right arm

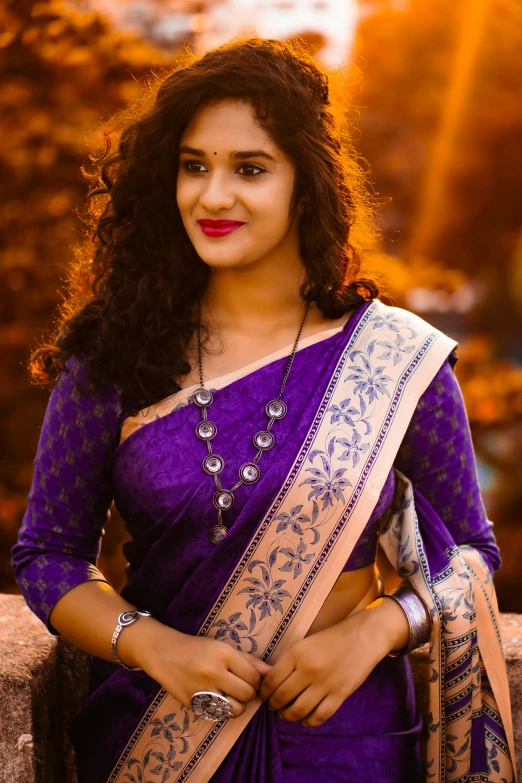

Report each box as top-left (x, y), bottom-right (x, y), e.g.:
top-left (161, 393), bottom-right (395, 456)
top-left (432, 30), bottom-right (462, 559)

top-left (47, 578), bottom-right (165, 669)
top-left (9, 353), bottom-right (158, 667)
top-left (10, 354), bottom-right (125, 637)
top-left (46, 578), bottom-right (270, 714)
top-left (11, 355), bottom-right (268, 711)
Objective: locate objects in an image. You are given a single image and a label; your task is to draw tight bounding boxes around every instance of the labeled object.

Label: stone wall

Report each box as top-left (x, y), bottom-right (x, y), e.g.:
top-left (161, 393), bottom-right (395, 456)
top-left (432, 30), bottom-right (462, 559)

top-left (1, 594), bottom-right (520, 782)
top-left (0, 595), bottom-right (91, 783)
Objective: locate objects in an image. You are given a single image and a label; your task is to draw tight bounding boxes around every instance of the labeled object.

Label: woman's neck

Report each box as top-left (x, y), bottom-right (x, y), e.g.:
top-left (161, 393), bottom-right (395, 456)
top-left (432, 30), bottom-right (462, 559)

top-left (199, 258), bottom-right (310, 338)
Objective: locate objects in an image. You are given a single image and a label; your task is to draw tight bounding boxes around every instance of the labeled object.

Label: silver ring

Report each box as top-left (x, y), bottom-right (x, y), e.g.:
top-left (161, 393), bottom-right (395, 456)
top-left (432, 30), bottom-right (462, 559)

top-left (190, 690), bottom-right (233, 721)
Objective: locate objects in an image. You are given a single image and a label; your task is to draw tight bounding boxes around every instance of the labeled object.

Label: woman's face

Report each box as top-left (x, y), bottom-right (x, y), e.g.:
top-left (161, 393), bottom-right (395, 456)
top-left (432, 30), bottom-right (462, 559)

top-left (176, 99), bottom-right (302, 271)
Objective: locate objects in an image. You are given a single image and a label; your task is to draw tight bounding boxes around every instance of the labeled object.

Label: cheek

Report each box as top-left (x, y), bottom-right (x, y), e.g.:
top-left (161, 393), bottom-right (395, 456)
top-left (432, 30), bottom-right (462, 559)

top-left (254, 177), bottom-right (294, 219)
top-left (176, 176), bottom-right (197, 211)
top-left (249, 186), bottom-right (291, 221)
top-left (253, 197), bottom-right (292, 237)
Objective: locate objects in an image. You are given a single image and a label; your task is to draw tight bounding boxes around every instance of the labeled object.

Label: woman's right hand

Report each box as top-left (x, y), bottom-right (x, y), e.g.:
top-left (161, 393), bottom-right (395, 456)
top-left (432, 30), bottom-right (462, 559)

top-left (140, 622), bottom-right (273, 718)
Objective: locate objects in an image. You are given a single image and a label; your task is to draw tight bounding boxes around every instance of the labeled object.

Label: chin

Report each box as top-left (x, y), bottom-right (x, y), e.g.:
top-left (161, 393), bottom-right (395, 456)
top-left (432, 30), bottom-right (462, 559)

top-left (201, 257), bottom-right (251, 269)
top-left (197, 249), bottom-right (256, 268)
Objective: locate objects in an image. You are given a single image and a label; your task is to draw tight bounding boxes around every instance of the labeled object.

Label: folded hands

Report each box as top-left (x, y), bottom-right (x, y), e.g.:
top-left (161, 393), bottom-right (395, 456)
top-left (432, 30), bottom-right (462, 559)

top-left (256, 595), bottom-right (409, 726)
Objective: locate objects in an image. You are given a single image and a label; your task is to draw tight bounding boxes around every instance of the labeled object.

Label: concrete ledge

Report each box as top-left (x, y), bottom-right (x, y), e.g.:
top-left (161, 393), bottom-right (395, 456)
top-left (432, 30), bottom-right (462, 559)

top-left (0, 595), bottom-right (90, 783)
top-left (1, 594), bottom-right (520, 781)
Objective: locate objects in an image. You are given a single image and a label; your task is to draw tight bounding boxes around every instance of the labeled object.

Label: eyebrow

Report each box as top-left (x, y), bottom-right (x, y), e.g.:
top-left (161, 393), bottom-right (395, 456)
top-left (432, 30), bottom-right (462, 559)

top-left (179, 146), bottom-right (276, 162)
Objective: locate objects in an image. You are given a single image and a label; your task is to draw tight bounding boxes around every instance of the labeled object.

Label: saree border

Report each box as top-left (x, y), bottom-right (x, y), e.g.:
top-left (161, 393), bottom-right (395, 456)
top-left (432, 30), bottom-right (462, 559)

top-left (462, 546), bottom-right (516, 775)
top-left (107, 300), bottom-right (460, 783)
top-left (379, 475), bottom-right (516, 783)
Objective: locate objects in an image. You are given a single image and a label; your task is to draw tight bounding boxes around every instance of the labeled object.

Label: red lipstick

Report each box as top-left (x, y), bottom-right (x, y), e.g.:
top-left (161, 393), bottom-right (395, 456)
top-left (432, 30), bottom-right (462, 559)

top-left (197, 219), bottom-right (245, 237)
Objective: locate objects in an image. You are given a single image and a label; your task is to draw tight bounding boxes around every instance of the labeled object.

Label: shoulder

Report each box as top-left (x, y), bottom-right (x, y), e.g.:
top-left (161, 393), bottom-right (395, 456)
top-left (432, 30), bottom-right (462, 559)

top-left (53, 353), bottom-right (123, 428)
top-left (365, 300), bottom-right (454, 337)
top-left (358, 299), bottom-right (459, 360)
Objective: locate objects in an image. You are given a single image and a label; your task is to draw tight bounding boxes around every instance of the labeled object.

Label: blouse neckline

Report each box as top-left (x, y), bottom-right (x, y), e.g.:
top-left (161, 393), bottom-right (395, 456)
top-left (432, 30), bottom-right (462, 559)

top-left (174, 309), bottom-right (355, 397)
top-left (115, 303), bottom-right (368, 455)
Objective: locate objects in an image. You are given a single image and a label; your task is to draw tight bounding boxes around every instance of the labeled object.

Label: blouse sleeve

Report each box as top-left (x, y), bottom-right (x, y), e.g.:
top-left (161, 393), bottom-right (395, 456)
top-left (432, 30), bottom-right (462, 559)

top-left (10, 355), bottom-right (123, 635)
top-left (394, 349), bottom-right (502, 575)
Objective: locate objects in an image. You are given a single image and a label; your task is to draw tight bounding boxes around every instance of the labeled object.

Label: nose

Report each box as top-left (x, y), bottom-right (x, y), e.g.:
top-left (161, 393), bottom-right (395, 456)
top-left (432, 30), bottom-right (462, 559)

top-left (198, 171), bottom-right (236, 213)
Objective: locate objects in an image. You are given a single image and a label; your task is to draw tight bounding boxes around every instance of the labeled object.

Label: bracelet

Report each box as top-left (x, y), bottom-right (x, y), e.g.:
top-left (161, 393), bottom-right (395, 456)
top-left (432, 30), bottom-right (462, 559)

top-left (385, 582), bottom-right (432, 657)
top-left (111, 609), bottom-right (152, 671)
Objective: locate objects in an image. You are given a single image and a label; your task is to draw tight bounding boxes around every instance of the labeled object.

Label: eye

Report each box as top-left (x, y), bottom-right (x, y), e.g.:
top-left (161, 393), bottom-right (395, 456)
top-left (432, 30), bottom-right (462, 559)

top-left (181, 160), bottom-right (205, 174)
top-left (237, 163), bottom-right (265, 177)
top-left (180, 160), bottom-right (265, 178)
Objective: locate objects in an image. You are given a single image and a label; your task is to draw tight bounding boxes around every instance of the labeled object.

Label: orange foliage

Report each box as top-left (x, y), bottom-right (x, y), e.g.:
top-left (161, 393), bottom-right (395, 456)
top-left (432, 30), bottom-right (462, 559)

top-left (456, 337), bottom-right (522, 425)
top-left (0, 0), bottom-right (176, 592)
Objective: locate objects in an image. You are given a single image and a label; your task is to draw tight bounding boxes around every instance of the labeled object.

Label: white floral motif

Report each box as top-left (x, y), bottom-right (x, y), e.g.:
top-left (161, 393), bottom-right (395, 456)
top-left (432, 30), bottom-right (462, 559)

top-left (376, 334), bottom-right (416, 366)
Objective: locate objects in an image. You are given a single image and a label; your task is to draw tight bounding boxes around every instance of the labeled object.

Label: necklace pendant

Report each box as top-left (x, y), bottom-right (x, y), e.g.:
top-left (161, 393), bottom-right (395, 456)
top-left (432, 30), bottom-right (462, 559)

top-left (253, 431), bottom-right (275, 451)
top-left (213, 489), bottom-right (234, 510)
top-left (203, 454), bottom-right (224, 475)
top-left (209, 524), bottom-right (228, 544)
top-left (196, 421), bottom-right (216, 440)
top-left (266, 400), bottom-right (287, 420)
top-left (239, 462), bottom-right (261, 484)
top-left (194, 388), bottom-right (213, 407)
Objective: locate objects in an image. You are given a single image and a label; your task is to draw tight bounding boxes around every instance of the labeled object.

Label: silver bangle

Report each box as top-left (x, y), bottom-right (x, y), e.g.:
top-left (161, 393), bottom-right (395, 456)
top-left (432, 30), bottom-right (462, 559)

top-left (385, 582), bottom-right (432, 657)
top-left (111, 609), bottom-right (152, 671)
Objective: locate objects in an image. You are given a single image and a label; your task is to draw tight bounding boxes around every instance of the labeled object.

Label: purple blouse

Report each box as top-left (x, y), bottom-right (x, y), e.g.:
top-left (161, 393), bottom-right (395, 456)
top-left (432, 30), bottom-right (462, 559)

top-left (11, 324), bottom-right (501, 637)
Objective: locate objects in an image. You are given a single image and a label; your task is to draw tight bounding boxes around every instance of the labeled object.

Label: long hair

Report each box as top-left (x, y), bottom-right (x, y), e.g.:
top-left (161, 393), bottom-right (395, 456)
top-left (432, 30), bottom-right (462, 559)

top-left (27, 36), bottom-right (380, 414)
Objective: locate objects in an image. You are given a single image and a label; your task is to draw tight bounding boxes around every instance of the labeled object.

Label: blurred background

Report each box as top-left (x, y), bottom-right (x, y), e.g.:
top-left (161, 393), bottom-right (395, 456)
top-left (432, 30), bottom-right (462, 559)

top-left (1, 0), bottom-right (521, 611)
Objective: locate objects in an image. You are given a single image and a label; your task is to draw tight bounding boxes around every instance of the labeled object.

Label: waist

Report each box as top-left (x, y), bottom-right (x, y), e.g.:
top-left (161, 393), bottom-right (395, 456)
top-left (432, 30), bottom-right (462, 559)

top-left (304, 562), bottom-right (382, 637)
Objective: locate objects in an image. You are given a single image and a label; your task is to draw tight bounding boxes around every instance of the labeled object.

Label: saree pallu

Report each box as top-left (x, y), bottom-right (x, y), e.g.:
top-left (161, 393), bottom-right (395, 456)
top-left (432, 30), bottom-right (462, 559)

top-left (68, 300), bottom-right (516, 783)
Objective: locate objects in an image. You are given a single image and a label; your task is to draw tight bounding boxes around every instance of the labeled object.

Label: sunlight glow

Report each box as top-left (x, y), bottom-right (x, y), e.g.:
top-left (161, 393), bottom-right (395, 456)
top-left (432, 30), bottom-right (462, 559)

top-left (406, 0), bottom-right (492, 261)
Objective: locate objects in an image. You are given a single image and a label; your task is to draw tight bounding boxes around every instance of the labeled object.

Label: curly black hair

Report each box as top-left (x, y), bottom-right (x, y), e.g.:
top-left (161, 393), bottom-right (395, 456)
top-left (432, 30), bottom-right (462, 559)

top-left (27, 36), bottom-right (380, 415)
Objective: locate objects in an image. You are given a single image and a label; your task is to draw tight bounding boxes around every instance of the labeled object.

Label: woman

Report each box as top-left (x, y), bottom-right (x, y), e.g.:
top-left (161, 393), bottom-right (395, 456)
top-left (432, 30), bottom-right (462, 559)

top-left (11, 38), bottom-right (515, 783)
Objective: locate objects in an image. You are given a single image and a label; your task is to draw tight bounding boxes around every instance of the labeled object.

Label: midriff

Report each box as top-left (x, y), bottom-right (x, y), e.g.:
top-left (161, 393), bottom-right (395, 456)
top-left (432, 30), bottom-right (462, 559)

top-left (304, 563), bottom-right (380, 637)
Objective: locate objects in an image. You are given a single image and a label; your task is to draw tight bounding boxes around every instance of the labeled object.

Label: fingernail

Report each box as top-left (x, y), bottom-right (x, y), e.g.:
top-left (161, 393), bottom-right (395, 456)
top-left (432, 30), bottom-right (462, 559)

top-left (268, 704), bottom-right (276, 711)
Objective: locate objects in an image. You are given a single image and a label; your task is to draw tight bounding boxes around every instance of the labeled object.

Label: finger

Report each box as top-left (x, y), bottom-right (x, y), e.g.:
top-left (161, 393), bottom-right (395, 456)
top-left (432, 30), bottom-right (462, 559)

top-left (258, 655), bottom-right (296, 702)
top-left (250, 657), bottom-right (273, 677)
top-left (241, 652), bottom-right (273, 680)
top-left (220, 670), bottom-right (258, 704)
top-left (301, 694), bottom-right (341, 727)
top-left (277, 686), bottom-right (325, 723)
top-left (230, 652), bottom-right (267, 690)
top-left (265, 670), bottom-right (308, 713)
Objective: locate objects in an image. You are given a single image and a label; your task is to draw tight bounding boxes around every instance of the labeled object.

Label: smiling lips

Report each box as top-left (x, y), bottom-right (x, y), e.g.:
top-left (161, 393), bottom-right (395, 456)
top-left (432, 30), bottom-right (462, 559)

top-left (197, 219), bottom-right (245, 237)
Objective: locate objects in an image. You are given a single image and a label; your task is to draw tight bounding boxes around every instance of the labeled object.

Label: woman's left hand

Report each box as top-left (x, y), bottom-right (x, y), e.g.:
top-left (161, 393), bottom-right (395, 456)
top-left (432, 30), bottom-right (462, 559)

top-left (257, 596), bottom-right (409, 727)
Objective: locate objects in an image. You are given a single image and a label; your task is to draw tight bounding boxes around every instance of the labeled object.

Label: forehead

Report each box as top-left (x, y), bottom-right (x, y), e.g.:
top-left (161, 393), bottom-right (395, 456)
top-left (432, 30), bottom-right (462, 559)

top-left (180, 100), bottom-right (275, 150)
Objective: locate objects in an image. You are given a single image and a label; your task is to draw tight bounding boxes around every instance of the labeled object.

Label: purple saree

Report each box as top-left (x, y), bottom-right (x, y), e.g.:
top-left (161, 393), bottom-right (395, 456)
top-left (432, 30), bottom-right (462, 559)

top-left (11, 299), bottom-right (515, 783)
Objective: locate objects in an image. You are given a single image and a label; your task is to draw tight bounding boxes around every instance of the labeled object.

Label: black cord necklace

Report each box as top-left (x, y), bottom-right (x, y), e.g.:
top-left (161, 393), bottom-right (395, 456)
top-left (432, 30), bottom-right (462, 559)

top-left (194, 300), bottom-right (311, 544)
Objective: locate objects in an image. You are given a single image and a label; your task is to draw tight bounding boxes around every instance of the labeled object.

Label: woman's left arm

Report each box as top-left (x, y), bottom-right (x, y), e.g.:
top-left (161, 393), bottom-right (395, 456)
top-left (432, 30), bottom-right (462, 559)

top-left (258, 349), bottom-right (501, 724)
top-left (393, 348), bottom-right (501, 574)
top-left (257, 593), bottom-right (411, 725)
top-left (366, 349), bottom-right (501, 658)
